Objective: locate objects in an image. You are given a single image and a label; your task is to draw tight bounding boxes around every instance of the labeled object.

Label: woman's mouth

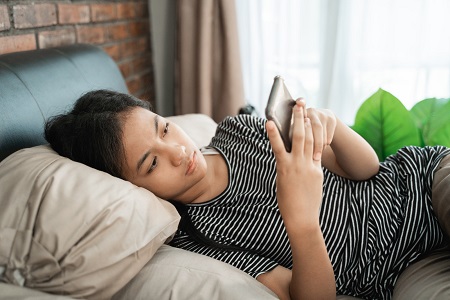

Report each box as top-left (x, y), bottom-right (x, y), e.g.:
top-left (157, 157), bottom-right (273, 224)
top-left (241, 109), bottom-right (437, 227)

top-left (186, 151), bottom-right (197, 175)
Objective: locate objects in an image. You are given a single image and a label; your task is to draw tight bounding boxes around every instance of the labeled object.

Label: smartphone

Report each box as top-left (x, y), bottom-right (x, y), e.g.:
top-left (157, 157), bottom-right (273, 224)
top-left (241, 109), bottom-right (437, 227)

top-left (265, 76), bottom-right (295, 152)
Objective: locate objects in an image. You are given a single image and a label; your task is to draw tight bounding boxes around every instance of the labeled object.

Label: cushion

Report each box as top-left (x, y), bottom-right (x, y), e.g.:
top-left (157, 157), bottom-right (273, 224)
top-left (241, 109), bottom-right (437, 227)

top-left (167, 113), bottom-right (217, 147)
top-left (0, 145), bottom-right (180, 299)
top-left (0, 283), bottom-right (74, 300)
top-left (112, 244), bottom-right (279, 300)
top-left (392, 247), bottom-right (450, 300)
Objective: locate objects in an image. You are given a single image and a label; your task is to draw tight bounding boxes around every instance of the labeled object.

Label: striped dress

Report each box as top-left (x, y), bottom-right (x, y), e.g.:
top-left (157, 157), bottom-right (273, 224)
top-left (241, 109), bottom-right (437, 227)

top-left (169, 114), bottom-right (450, 299)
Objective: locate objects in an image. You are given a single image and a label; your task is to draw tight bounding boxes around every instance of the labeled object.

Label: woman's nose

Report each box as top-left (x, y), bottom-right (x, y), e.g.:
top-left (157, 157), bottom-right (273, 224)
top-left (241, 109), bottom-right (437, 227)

top-left (167, 145), bottom-right (186, 166)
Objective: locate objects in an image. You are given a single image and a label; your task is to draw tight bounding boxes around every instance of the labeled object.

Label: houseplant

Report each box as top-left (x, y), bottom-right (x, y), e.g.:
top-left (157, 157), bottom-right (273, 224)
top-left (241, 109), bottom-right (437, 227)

top-left (351, 88), bottom-right (450, 161)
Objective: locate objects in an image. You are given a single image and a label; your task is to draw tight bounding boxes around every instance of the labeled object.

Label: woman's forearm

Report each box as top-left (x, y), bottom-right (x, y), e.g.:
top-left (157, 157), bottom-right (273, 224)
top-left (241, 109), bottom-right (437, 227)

top-left (323, 118), bottom-right (379, 180)
top-left (285, 221), bottom-right (336, 299)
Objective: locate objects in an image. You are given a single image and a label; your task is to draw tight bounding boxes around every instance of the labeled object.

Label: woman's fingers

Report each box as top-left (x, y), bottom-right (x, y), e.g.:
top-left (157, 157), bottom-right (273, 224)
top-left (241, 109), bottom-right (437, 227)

top-left (266, 120), bottom-right (286, 156)
top-left (296, 98), bottom-right (307, 118)
top-left (324, 109), bottom-right (336, 146)
top-left (291, 102), bottom-right (306, 155)
top-left (269, 99), bottom-right (322, 164)
top-left (303, 117), bottom-right (315, 161)
top-left (307, 111), bottom-right (324, 161)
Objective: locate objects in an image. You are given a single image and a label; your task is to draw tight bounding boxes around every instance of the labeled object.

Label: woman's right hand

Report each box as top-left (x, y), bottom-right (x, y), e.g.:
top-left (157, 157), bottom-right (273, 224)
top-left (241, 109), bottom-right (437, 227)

top-left (264, 101), bottom-right (336, 299)
top-left (266, 100), bottom-right (323, 227)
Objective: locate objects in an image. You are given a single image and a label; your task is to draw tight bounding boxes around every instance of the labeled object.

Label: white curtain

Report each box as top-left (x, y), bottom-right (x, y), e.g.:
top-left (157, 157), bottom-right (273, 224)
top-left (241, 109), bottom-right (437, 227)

top-left (236, 0), bottom-right (450, 124)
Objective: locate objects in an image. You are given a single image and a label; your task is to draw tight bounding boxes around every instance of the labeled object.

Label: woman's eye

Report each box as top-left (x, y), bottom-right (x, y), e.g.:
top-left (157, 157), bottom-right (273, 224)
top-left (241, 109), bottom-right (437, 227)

top-left (163, 122), bottom-right (170, 137)
top-left (147, 157), bottom-right (158, 174)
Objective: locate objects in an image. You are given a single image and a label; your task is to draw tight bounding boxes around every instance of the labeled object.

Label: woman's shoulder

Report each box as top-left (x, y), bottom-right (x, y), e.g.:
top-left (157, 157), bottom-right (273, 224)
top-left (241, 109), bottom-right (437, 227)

top-left (217, 114), bottom-right (267, 137)
top-left (210, 114), bottom-right (271, 153)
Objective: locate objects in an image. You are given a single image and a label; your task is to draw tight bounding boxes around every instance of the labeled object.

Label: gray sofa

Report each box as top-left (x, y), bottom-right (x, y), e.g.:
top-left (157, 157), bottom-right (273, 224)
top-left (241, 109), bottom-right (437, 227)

top-left (1, 44), bottom-right (450, 300)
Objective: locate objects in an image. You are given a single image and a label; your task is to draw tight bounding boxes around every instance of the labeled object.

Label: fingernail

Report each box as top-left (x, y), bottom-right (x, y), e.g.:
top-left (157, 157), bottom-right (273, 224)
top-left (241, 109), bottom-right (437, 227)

top-left (305, 117), bottom-right (310, 126)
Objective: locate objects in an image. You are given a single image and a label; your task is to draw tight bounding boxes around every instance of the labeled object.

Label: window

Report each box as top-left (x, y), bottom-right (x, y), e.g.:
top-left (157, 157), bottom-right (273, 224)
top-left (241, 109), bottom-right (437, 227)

top-left (236, 0), bottom-right (450, 124)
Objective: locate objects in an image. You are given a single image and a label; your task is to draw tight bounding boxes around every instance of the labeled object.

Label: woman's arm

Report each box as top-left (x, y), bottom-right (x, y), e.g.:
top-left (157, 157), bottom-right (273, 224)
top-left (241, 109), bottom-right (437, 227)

top-left (264, 102), bottom-right (336, 299)
top-left (321, 118), bottom-right (379, 180)
top-left (257, 226), bottom-right (336, 300)
top-left (305, 104), bottom-right (379, 180)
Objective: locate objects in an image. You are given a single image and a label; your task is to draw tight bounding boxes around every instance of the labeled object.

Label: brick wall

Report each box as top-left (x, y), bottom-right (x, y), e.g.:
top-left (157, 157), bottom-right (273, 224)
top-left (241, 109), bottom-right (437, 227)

top-left (0, 0), bottom-right (154, 102)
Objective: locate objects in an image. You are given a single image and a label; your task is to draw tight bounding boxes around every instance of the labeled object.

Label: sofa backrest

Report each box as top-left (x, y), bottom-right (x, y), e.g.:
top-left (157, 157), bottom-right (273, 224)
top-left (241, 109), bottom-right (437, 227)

top-left (0, 44), bottom-right (129, 161)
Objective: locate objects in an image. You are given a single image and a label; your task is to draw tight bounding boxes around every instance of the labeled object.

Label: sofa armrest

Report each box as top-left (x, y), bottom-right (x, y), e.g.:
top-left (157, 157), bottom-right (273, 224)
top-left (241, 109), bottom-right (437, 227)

top-left (0, 44), bottom-right (128, 161)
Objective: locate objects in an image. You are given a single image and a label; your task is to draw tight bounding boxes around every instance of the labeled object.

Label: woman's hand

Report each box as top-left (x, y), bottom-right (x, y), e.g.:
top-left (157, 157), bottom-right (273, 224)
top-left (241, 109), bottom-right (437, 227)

top-left (305, 103), bottom-right (337, 162)
top-left (296, 98), bottom-right (379, 181)
top-left (267, 100), bottom-right (323, 226)
top-left (264, 100), bottom-right (336, 299)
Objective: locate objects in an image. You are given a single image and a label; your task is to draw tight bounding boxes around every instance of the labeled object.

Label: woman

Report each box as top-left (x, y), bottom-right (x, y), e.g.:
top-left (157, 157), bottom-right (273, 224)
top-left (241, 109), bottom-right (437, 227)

top-left (45, 90), bottom-right (450, 300)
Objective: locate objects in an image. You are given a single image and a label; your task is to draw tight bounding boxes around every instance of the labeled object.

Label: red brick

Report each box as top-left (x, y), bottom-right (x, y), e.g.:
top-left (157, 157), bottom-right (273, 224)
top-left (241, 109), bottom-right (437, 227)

top-left (136, 37), bottom-right (151, 53)
top-left (102, 44), bottom-right (121, 61)
top-left (131, 54), bottom-right (152, 74)
top-left (142, 72), bottom-right (152, 85)
top-left (127, 72), bottom-right (152, 95)
top-left (117, 3), bottom-right (136, 19)
top-left (120, 37), bottom-right (150, 58)
top-left (38, 28), bottom-right (76, 49)
top-left (127, 77), bottom-right (142, 95)
top-left (91, 4), bottom-right (117, 22)
top-left (0, 5), bottom-right (10, 31)
top-left (106, 23), bottom-right (128, 41)
top-left (134, 2), bottom-right (149, 18)
top-left (129, 20), bottom-right (149, 37)
top-left (13, 4), bottom-right (57, 29)
top-left (119, 61), bottom-right (132, 79)
top-left (58, 4), bottom-right (90, 24)
top-left (0, 34), bottom-right (36, 54)
top-left (76, 25), bottom-right (106, 44)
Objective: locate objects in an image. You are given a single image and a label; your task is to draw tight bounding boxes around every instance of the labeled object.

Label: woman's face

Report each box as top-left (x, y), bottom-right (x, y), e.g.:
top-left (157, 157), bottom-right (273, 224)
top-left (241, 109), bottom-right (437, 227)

top-left (121, 107), bottom-right (208, 202)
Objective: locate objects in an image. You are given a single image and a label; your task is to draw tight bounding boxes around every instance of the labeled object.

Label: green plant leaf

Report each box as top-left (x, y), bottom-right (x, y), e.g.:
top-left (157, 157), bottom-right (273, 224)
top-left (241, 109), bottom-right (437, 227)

top-left (410, 98), bottom-right (450, 147)
top-left (352, 89), bottom-right (421, 161)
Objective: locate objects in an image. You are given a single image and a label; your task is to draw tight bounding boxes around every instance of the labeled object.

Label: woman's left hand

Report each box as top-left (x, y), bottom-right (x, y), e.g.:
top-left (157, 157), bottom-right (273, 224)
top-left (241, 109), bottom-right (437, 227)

top-left (302, 101), bottom-right (337, 161)
top-left (300, 99), bottom-right (380, 181)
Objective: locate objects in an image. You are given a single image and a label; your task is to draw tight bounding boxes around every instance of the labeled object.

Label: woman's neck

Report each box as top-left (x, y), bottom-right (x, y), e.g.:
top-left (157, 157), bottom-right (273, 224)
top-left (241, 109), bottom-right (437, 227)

top-left (178, 152), bottom-right (229, 204)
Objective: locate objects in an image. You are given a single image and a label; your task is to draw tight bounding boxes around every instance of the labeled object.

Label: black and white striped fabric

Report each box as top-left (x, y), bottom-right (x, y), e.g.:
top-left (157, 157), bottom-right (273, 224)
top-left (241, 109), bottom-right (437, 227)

top-left (169, 114), bottom-right (450, 299)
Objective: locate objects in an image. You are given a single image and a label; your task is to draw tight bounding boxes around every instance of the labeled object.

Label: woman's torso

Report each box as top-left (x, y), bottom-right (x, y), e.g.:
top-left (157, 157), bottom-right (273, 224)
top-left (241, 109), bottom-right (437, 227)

top-left (170, 114), bottom-right (450, 299)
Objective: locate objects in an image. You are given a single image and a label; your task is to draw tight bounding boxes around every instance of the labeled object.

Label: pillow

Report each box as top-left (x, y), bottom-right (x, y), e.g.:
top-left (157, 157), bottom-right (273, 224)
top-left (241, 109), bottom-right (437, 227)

top-left (112, 245), bottom-right (279, 300)
top-left (0, 283), bottom-right (74, 300)
top-left (112, 245), bottom-right (368, 300)
top-left (392, 247), bottom-right (450, 300)
top-left (0, 145), bottom-right (180, 299)
top-left (167, 113), bottom-right (217, 148)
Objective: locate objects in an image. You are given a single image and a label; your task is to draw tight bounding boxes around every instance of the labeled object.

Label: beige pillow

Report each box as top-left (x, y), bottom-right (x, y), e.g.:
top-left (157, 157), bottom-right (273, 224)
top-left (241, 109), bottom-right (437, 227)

top-left (167, 113), bottom-right (217, 147)
top-left (0, 283), bottom-right (74, 300)
top-left (112, 245), bottom-right (279, 300)
top-left (0, 145), bottom-right (180, 299)
top-left (392, 248), bottom-right (450, 300)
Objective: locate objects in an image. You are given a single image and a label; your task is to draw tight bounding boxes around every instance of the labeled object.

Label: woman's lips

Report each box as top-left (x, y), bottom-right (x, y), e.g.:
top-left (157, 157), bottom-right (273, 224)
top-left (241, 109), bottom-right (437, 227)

top-left (186, 151), bottom-right (197, 175)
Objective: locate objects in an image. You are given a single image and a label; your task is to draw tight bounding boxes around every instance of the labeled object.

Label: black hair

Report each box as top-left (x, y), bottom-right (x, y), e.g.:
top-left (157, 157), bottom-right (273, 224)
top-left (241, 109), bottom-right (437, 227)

top-left (44, 89), bottom-right (151, 179)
